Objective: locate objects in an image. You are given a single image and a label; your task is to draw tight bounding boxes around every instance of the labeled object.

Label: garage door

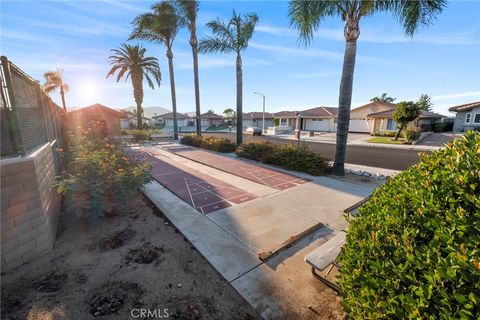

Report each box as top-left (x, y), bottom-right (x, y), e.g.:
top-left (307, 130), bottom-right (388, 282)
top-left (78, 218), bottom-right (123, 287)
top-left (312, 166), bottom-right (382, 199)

top-left (349, 119), bottom-right (370, 133)
top-left (304, 119), bottom-right (329, 131)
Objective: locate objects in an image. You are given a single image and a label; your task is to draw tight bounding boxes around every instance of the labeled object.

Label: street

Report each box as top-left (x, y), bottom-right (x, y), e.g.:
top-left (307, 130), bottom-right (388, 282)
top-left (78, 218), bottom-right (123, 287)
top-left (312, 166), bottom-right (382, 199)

top-left (200, 132), bottom-right (426, 170)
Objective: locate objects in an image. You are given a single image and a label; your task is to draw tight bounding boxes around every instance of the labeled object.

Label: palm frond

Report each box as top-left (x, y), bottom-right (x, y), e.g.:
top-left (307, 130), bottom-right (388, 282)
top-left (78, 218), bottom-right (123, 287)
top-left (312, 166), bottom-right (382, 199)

top-left (288, 0), bottom-right (343, 46)
top-left (198, 36), bottom-right (235, 54)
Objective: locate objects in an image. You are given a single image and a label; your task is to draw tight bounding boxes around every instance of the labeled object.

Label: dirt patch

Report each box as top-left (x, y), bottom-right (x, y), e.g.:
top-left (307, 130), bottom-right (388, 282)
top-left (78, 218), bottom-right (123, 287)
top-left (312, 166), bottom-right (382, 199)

top-left (35, 271), bottom-right (68, 293)
top-left (100, 228), bottom-right (136, 250)
top-left (88, 281), bottom-right (144, 317)
top-left (126, 244), bottom-right (163, 264)
top-left (1, 196), bottom-right (261, 320)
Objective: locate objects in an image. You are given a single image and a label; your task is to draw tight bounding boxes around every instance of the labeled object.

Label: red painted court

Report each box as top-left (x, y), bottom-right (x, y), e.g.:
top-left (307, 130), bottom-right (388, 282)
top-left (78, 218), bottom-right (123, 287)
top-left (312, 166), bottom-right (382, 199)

top-left (163, 146), bottom-right (310, 190)
top-left (130, 147), bottom-right (256, 214)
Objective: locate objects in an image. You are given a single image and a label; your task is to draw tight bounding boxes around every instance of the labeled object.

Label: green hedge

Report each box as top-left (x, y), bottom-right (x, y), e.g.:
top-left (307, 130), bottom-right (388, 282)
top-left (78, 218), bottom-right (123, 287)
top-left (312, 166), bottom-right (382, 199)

top-left (180, 134), bottom-right (236, 153)
top-left (338, 131), bottom-right (480, 319)
top-left (236, 141), bottom-right (329, 176)
top-left (404, 124), bottom-right (421, 142)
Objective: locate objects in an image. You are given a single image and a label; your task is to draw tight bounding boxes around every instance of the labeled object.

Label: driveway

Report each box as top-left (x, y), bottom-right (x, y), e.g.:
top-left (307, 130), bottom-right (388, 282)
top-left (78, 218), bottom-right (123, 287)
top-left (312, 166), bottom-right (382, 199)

top-left (416, 132), bottom-right (462, 147)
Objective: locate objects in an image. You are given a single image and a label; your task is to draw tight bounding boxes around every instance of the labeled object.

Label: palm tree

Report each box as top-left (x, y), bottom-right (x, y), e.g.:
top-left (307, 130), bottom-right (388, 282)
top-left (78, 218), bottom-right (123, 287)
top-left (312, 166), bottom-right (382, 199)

top-left (106, 43), bottom-right (161, 127)
top-left (130, 1), bottom-right (181, 139)
top-left (289, 0), bottom-right (446, 175)
top-left (370, 93), bottom-right (396, 103)
top-left (199, 10), bottom-right (259, 146)
top-left (174, 0), bottom-right (202, 136)
top-left (43, 69), bottom-right (69, 111)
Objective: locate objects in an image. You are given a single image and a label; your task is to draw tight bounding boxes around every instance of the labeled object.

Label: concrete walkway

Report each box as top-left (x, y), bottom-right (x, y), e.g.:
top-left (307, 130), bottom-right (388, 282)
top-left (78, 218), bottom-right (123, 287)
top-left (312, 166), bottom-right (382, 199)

top-left (141, 145), bottom-right (376, 319)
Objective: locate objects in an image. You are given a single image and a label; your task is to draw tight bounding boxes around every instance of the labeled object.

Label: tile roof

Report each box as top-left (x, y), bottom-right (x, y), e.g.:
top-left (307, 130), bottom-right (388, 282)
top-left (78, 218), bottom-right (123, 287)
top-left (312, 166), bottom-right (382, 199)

top-left (300, 106), bottom-right (338, 117)
top-left (448, 101), bottom-right (480, 112)
top-left (161, 112), bottom-right (188, 120)
top-left (273, 110), bottom-right (299, 117)
top-left (67, 103), bottom-right (126, 118)
top-left (351, 101), bottom-right (397, 112)
top-left (243, 112), bottom-right (274, 119)
top-left (367, 109), bottom-right (444, 119)
top-left (201, 112), bottom-right (223, 119)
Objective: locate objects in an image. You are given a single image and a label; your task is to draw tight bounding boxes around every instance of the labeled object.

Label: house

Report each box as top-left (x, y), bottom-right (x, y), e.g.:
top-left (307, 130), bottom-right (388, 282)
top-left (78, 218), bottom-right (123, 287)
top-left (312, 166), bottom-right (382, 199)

top-left (242, 112), bottom-right (274, 129)
top-left (64, 103), bottom-right (126, 135)
top-left (448, 101), bottom-right (480, 132)
top-left (300, 106), bottom-right (338, 131)
top-left (151, 114), bottom-right (165, 127)
top-left (349, 101), bottom-right (396, 133)
top-left (274, 107), bottom-right (338, 132)
top-left (273, 111), bottom-right (300, 129)
top-left (367, 107), bottom-right (444, 134)
top-left (200, 112), bottom-right (223, 128)
top-left (162, 112), bottom-right (189, 128)
top-left (120, 110), bottom-right (151, 128)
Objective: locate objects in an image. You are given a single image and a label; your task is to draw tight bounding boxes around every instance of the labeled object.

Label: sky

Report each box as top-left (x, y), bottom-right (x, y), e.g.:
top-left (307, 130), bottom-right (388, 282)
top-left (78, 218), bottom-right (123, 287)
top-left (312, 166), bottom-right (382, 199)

top-left (1, 0), bottom-right (480, 116)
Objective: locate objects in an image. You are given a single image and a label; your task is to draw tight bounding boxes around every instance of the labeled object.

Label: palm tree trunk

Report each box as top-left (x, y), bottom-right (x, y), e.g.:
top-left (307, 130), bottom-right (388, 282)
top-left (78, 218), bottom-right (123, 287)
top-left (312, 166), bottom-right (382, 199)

top-left (332, 39), bottom-right (357, 175)
top-left (167, 48), bottom-right (178, 140)
top-left (191, 34), bottom-right (201, 136)
top-left (60, 86), bottom-right (67, 112)
top-left (236, 54), bottom-right (243, 146)
top-left (131, 71), bottom-right (144, 127)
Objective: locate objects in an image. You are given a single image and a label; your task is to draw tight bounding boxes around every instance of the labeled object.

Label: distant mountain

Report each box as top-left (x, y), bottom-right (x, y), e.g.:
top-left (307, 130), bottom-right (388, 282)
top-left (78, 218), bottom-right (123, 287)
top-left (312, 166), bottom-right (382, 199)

top-left (122, 106), bottom-right (171, 118)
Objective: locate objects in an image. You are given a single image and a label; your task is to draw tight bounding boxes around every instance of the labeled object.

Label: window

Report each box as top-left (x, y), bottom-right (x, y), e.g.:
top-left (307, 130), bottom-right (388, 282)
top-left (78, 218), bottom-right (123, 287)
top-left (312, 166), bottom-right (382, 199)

top-left (474, 113), bottom-right (480, 124)
top-left (280, 119), bottom-right (287, 126)
top-left (465, 113), bottom-right (471, 124)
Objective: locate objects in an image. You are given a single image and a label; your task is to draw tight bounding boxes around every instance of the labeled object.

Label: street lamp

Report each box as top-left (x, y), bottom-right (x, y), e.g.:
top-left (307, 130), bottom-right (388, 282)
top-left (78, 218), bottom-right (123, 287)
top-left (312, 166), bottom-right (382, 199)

top-left (253, 91), bottom-right (266, 133)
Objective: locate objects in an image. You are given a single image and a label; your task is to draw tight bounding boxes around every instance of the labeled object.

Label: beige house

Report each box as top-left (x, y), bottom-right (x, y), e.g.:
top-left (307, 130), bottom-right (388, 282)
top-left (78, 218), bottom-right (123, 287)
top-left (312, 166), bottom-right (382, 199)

top-left (274, 107), bottom-right (339, 132)
top-left (349, 101), bottom-right (396, 133)
top-left (367, 107), bottom-right (444, 134)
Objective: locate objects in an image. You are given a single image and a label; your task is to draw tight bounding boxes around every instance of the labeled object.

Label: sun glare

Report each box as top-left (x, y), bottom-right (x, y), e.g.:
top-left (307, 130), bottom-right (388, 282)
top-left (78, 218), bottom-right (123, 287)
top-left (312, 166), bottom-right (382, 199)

top-left (79, 82), bottom-right (98, 100)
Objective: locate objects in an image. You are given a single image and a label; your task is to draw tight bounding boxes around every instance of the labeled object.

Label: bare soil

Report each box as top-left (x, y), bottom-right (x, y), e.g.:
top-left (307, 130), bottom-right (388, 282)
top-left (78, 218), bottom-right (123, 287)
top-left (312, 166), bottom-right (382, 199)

top-left (1, 196), bottom-right (260, 320)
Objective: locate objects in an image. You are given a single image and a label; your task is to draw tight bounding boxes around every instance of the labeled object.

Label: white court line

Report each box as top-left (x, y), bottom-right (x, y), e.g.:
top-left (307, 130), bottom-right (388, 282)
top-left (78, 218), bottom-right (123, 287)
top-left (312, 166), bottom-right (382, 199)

top-left (184, 177), bottom-right (197, 208)
top-left (186, 178), bottom-right (250, 206)
top-left (240, 167), bottom-right (270, 186)
top-left (248, 168), bottom-right (301, 186)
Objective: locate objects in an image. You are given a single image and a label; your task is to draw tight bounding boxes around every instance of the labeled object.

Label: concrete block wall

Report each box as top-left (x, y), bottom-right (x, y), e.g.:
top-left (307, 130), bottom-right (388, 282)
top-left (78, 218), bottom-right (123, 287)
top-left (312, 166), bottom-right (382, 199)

top-left (1, 142), bottom-right (61, 273)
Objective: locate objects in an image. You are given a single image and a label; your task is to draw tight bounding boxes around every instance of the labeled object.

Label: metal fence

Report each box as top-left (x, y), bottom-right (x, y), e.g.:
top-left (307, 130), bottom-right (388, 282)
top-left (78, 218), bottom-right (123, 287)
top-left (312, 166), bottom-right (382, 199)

top-left (1, 56), bottom-right (65, 160)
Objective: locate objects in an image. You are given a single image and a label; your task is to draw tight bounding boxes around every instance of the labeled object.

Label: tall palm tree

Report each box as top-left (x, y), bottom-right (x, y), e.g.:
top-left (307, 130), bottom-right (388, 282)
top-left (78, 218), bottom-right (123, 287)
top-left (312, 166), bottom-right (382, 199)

top-left (43, 69), bottom-right (69, 111)
top-left (370, 93), bottom-right (396, 103)
top-left (130, 1), bottom-right (181, 139)
top-left (106, 43), bottom-right (161, 127)
top-left (199, 10), bottom-right (259, 146)
top-left (289, 0), bottom-right (446, 175)
top-left (174, 0), bottom-right (202, 136)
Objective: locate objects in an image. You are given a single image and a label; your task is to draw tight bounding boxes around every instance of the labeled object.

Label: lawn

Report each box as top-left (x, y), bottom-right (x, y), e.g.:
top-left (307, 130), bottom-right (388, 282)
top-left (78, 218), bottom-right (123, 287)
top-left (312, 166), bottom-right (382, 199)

top-left (368, 136), bottom-right (409, 144)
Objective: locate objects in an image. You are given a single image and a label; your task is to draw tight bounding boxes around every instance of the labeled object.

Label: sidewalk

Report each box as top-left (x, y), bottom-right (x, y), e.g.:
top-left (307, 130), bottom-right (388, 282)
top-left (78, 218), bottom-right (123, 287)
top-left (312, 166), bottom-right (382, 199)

top-left (139, 145), bottom-right (376, 319)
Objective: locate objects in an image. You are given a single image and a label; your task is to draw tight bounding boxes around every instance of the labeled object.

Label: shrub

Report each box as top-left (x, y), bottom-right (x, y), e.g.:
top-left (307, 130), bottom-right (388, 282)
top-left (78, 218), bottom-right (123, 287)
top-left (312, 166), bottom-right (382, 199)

top-left (235, 140), bottom-right (276, 163)
top-left (180, 134), bottom-right (202, 147)
top-left (433, 123), bottom-right (453, 133)
top-left (181, 134), bottom-right (236, 153)
top-left (57, 136), bottom-right (152, 218)
top-left (373, 130), bottom-right (397, 137)
top-left (236, 141), bottom-right (329, 176)
top-left (338, 131), bottom-right (480, 319)
top-left (403, 124), bottom-right (421, 142)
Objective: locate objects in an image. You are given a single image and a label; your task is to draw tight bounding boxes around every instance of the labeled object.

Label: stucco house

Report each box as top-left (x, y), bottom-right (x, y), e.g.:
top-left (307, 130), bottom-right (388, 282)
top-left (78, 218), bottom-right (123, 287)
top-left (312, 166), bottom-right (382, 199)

top-left (273, 111), bottom-right (300, 129)
top-left (64, 103), bottom-right (126, 135)
top-left (200, 112), bottom-right (223, 128)
top-left (349, 101), bottom-right (396, 133)
top-left (367, 107), bottom-right (444, 134)
top-left (274, 107), bottom-right (338, 132)
top-left (242, 112), bottom-right (274, 129)
top-left (449, 101), bottom-right (480, 132)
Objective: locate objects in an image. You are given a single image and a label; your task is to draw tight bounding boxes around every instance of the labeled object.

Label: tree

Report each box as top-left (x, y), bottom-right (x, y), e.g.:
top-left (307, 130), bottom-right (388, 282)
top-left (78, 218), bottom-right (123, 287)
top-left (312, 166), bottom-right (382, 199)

top-left (223, 108), bottom-right (236, 124)
top-left (370, 93), bottom-right (396, 103)
top-left (107, 44), bottom-right (161, 127)
top-left (392, 101), bottom-right (421, 140)
top-left (206, 109), bottom-right (214, 113)
top-left (417, 93), bottom-right (433, 111)
top-left (174, 0), bottom-right (202, 136)
top-left (199, 10), bottom-right (259, 146)
top-left (130, 1), bottom-right (181, 139)
top-left (289, 0), bottom-right (447, 175)
top-left (43, 69), bottom-right (69, 111)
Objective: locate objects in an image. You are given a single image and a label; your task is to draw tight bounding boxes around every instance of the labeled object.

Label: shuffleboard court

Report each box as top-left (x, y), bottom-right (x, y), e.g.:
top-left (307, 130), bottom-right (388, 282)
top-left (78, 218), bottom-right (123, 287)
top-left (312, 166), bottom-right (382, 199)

top-left (163, 145), bottom-right (310, 190)
top-left (129, 147), bottom-right (257, 214)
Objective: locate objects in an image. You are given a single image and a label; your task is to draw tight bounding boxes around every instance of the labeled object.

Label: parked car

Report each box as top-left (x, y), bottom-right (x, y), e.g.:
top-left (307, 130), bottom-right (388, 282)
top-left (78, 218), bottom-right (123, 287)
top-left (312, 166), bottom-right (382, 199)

top-left (246, 127), bottom-right (262, 136)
